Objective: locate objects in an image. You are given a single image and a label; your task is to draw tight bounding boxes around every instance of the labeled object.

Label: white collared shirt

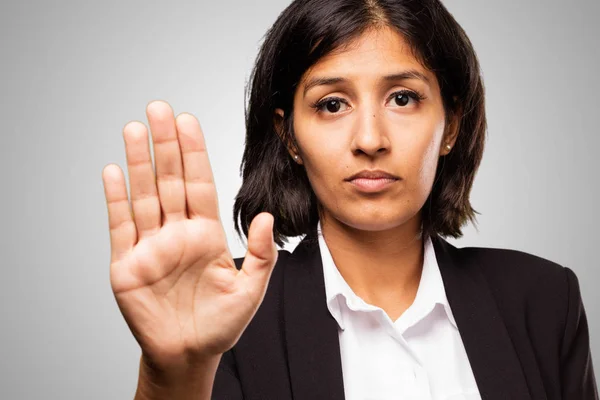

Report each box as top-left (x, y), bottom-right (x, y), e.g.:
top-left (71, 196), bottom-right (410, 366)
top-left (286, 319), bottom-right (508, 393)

top-left (317, 222), bottom-right (481, 400)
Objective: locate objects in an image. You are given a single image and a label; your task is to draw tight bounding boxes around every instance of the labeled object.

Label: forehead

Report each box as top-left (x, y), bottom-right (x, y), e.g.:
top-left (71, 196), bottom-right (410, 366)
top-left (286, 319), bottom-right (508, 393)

top-left (301, 26), bottom-right (434, 86)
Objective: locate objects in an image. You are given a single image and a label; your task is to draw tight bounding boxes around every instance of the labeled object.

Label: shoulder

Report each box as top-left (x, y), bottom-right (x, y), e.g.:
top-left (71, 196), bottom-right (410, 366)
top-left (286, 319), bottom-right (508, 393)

top-left (452, 243), bottom-right (579, 335)
top-left (454, 243), bottom-right (570, 290)
top-left (451, 243), bottom-right (598, 396)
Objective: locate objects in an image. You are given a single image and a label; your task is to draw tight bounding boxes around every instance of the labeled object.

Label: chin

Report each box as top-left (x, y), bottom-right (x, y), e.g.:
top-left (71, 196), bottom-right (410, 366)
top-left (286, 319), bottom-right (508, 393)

top-left (333, 209), bottom-right (417, 233)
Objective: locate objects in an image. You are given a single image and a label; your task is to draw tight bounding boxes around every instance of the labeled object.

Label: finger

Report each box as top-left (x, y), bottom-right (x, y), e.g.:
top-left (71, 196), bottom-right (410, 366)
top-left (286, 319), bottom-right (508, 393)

top-left (123, 121), bottom-right (161, 238)
top-left (102, 164), bottom-right (137, 261)
top-left (174, 113), bottom-right (220, 220)
top-left (239, 213), bottom-right (278, 299)
top-left (146, 100), bottom-right (187, 223)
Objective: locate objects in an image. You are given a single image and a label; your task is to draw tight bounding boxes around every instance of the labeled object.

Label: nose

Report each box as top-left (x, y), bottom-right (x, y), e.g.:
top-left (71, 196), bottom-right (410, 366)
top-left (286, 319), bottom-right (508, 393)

top-left (350, 108), bottom-right (390, 157)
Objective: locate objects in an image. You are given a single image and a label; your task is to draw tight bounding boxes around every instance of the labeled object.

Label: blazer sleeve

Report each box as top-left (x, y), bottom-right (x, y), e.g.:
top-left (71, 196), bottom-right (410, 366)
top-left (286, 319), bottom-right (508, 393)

top-left (211, 349), bottom-right (244, 400)
top-left (560, 267), bottom-right (599, 399)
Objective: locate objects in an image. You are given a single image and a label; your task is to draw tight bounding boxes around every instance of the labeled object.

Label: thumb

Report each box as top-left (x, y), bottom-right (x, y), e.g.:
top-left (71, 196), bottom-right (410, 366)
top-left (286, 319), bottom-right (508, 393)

top-left (238, 212), bottom-right (278, 298)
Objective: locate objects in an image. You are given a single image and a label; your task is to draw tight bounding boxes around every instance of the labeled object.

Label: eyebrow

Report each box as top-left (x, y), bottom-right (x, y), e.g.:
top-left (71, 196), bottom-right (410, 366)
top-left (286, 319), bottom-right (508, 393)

top-left (302, 69), bottom-right (431, 97)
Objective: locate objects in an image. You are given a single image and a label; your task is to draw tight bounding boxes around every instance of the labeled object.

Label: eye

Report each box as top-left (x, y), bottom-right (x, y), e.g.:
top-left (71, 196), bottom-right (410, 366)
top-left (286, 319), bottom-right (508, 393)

top-left (387, 89), bottom-right (425, 108)
top-left (311, 97), bottom-right (350, 114)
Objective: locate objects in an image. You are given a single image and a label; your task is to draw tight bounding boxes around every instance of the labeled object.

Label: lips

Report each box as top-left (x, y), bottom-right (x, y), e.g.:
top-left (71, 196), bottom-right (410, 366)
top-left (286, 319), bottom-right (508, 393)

top-left (345, 169), bottom-right (400, 181)
top-left (345, 169), bottom-right (400, 193)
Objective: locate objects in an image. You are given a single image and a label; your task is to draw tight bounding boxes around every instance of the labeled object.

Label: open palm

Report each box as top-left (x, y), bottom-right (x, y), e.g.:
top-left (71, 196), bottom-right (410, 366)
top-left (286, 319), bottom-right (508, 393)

top-left (102, 100), bottom-right (277, 369)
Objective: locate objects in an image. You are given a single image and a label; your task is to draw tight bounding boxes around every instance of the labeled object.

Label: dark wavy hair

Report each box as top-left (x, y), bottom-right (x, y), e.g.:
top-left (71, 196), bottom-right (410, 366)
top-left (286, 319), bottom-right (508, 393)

top-left (234, 0), bottom-right (486, 247)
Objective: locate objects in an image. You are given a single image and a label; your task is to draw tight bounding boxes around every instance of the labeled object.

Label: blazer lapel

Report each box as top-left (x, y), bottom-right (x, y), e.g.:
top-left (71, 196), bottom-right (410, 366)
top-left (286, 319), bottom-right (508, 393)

top-left (283, 229), bottom-right (346, 400)
top-left (431, 235), bottom-right (531, 399)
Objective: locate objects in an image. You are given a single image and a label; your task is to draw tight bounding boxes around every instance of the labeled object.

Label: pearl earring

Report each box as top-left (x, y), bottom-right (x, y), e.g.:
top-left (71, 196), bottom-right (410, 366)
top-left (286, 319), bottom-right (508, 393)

top-left (293, 154), bottom-right (299, 161)
top-left (445, 144), bottom-right (451, 150)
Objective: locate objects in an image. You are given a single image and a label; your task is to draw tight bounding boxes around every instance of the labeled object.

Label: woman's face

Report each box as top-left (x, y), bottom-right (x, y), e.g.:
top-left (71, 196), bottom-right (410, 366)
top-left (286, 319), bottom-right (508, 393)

top-left (277, 26), bottom-right (458, 233)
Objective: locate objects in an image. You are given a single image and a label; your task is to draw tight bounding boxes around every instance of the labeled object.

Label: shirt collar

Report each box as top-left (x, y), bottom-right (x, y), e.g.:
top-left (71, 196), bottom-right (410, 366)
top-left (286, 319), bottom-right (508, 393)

top-left (318, 221), bottom-right (458, 331)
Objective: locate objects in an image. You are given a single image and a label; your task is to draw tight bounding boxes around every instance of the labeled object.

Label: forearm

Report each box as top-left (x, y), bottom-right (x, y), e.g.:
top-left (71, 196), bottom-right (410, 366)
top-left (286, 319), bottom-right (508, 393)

top-left (134, 353), bottom-right (222, 400)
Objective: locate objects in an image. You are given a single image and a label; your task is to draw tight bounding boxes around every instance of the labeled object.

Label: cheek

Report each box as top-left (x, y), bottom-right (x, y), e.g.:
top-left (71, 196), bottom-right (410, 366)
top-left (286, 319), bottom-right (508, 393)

top-left (293, 120), bottom-right (345, 193)
top-left (302, 144), bottom-right (344, 195)
top-left (410, 123), bottom-right (444, 194)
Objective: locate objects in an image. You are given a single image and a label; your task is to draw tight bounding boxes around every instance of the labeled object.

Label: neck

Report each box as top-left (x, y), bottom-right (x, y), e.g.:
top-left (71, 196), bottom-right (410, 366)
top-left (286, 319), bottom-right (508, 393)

top-left (319, 212), bottom-right (424, 315)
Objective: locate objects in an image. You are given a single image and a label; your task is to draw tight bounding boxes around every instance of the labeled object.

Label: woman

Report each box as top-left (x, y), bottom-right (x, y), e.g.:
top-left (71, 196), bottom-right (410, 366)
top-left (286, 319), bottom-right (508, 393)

top-left (102, 0), bottom-right (598, 399)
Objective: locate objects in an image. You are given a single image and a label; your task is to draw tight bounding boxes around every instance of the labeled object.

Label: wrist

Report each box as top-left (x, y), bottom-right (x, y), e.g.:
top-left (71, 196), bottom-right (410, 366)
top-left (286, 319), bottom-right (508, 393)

top-left (135, 352), bottom-right (223, 400)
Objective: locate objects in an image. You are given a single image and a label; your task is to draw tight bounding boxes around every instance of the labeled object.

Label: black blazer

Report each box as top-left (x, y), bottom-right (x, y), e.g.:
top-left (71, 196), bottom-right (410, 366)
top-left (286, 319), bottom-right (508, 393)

top-left (212, 230), bottom-right (598, 399)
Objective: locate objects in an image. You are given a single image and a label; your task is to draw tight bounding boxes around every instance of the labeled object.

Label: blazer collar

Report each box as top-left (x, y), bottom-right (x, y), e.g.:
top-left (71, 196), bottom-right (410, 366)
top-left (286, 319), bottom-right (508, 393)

top-left (283, 229), bottom-right (531, 399)
top-left (431, 234), bottom-right (531, 399)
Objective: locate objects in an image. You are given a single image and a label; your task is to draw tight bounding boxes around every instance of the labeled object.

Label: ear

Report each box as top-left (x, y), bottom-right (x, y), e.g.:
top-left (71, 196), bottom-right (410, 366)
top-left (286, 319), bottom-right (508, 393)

top-left (274, 108), bottom-right (303, 164)
top-left (440, 103), bottom-right (462, 156)
top-left (273, 108), bottom-right (285, 139)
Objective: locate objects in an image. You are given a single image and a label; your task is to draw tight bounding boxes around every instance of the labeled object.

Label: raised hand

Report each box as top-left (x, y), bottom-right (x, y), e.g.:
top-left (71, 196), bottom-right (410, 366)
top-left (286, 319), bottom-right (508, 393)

top-left (102, 100), bottom-right (278, 372)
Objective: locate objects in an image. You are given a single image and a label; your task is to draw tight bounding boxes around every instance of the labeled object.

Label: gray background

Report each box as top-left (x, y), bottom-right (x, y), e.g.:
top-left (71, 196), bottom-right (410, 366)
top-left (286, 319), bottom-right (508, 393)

top-left (0, 0), bottom-right (598, 398)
